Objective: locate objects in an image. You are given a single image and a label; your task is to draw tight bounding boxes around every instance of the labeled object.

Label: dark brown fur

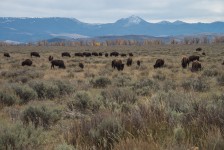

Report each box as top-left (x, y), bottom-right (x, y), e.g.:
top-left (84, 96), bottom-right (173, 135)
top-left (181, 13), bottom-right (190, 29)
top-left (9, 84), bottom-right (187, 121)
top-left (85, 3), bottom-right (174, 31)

top-left (22, 59), bottom-right (32, 66)
top-left (154, 59), bottom-right (164, 68)
top-left (191, 61), bottom-right (202, 72)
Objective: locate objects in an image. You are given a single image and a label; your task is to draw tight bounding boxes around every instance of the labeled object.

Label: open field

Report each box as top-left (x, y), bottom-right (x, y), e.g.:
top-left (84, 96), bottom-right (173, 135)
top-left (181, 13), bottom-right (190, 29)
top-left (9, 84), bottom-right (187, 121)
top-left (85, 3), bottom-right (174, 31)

top-left (0, 44), bottom-right (224, 150)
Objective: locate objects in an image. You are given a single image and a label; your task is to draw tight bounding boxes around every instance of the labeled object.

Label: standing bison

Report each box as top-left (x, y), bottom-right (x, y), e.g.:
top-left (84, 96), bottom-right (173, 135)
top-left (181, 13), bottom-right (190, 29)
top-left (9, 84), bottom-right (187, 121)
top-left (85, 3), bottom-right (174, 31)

top-left (196, 47), bottom-right (202, 51)
top-left (188, 55), bottom-right (199, 62)
top-left (181, 56), bottom-right (189, 68)
top-left (22, 59), bottom-right (32, 66)
top-left (120, 53), bottom-right (127, 57)
top-left (4, 52), bottom-right (10, 57)
top-left (75, 53), bottom-right (84, 57)
top-left (154, 59), bottom-right (164, 68)
top-left (62, 52), bottom-right (71, 57)
top-left (48, 56), bottom-right (53, 61)
top-left (105, 53), bottom-right (109, 57)
top-left (129, 53), bottom-right (133, 57)
top-left (191, 61), bottom-right (202, 72)
top-left (31, 52), bottom-right (40, 57)
top-left (51, 60), bottom-right (66, 69)
top-left (137, 60), bottom-right (141, 66)
top-left (110, 52), bottom-right (119, 57)
top-left (112, 59), bottom-right (124, 71)
top-left (126, 58), bottom-right (133, 66)
top-left (79, 63), bottom-right (84, 69)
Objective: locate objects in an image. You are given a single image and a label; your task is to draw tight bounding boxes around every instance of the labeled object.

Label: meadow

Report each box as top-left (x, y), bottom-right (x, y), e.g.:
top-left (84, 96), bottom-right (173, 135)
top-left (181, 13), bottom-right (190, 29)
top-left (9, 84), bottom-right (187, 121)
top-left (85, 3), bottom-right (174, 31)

top-left (0, 44), bottom-right (224, 150)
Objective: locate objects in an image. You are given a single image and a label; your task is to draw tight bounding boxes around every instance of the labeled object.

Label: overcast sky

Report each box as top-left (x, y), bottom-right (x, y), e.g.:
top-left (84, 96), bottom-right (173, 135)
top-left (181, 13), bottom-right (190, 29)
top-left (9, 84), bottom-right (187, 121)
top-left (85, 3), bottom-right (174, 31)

top-left (1, 0), bottom-right (224, 23)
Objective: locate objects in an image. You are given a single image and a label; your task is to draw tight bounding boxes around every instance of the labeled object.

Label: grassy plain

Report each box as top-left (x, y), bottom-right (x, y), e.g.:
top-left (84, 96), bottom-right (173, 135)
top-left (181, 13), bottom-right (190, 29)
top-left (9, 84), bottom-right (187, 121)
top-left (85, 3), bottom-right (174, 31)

top-left (0, 44), bottom-right (224, 150)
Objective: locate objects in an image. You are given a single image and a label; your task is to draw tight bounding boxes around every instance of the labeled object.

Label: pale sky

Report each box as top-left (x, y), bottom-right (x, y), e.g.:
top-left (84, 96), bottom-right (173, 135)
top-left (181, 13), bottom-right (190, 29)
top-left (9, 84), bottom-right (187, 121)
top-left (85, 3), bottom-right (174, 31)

top-left (1, 0), bottom-right (224, 23)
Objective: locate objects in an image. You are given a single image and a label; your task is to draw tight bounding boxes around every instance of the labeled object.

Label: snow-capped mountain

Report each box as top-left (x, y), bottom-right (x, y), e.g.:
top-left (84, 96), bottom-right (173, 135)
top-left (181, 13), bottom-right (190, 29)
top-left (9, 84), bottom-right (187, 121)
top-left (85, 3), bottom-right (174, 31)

top-left (0, 16), bottom-right (224, 42)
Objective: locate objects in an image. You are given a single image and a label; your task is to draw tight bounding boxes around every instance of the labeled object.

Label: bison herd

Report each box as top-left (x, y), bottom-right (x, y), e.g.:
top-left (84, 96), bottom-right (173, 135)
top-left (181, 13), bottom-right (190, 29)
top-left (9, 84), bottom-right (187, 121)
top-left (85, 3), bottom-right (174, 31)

top-left (2, 49), bottom-right (223, 72)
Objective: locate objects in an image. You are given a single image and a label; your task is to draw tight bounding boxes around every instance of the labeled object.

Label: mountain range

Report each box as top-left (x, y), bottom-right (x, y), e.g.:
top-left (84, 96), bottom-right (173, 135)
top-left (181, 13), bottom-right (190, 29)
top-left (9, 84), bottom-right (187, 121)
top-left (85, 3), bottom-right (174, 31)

top-left (0, 15), bottom-right (224, 43)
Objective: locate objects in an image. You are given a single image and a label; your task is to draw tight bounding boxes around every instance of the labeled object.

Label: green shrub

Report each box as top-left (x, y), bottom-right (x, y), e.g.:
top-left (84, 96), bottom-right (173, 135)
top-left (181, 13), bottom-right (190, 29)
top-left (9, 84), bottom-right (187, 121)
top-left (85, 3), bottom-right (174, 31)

top-left (101, 88), bottom-right (137, 106)
top-left (55, 143), bottom-right (76, 150)
top-left (67, 91), bottom-right (101, 113)
top-left (181, 78), bottom-right (210, 92)
top-left (202, 69), bottom-right (219, 77)
top-left (0, 122), bottom-right (47, 150)
top-left (113, 75), bottom-right (132, 87)
top-left (217, 74), bottom-right (224, 86)
top-left (22, 106), bottom-right (61, 129)
top-left (0, 90), bottom-right (19, 106)
top-left (29, 80), bottom-right (60, 99)
top-left (90, 116), bottom-right (123, 149)
top-left (11, 83), bottom-right (38, 104)
top-left (90, 76), bottom-right (111, 88)
top-left (132, 78), bottom-right (159, 96)
top-left (54, 80), bottom-right (75, 95)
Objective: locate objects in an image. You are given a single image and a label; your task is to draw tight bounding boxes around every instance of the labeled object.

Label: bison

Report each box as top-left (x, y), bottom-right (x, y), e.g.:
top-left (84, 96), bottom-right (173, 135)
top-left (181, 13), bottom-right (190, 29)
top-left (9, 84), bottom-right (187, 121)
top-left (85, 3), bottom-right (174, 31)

top-left (31, 52), bottom-right (40, 57)
top-left (202, 52), bottom-right (206, 56)
top-left (105, 53), bottom-right (109, 57)
top-left (154, 59), bottom-right (164, 68)
top-left (79, 63), bottom-right (84, 69)
top-left (191, 61), bottom-right (202, 72)
top-left (83, 52), bottom-right (91, 57)
top-left (196, 47), bottom-right (202, 51)
top-left (51, 60), bottom-right (66, 69)
top-left (126, 58), bottom-right (133, 66)
top-left (188, 55), bottom-right (199, 62)
top-left (48, 56), bottom-right (53, 61)
top-left (4, 52), bottom-right (10, 57)
top-left (99, 52), bottom-right (103, 56)
top-left (137, 60), bottom-right (141, 66)
top-left (112, 59), bottom-right (124, 71)
top-left (75, 53), bottom-right (84, 57)
top-left (110, 52), bottom-right (119, 57)
top-left (181, 56), bottom-right (189, 68)
top-left (62, 52), bottom-right (71, 57)
top-left (222, 61), bottom-right (224, 65)
top-left (92, 52), bottom-right (98, 56)
top-left (129, 53), bottom-right (134, 57)
top-left (22, 59), bottom-right (32, 66)
top-left (120, 53), bottom-right (127, 57)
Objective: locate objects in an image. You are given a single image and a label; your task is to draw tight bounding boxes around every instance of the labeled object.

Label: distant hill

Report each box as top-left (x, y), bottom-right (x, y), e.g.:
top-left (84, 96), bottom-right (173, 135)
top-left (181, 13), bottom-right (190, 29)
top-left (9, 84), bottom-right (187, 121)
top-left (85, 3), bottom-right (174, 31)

top-left (0, 16), bottom-right (224, 43)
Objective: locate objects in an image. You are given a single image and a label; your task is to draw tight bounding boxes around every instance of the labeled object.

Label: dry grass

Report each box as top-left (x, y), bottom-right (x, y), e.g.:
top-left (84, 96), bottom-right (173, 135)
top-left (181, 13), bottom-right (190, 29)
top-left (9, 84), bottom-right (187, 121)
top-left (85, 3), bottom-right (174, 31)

top-left (0, 44), bottom-right (224, 150)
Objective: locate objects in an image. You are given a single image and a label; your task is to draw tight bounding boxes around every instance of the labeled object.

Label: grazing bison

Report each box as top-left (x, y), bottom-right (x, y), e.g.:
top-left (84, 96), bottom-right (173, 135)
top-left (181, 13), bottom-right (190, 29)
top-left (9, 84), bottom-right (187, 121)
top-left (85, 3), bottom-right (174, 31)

top-left (92, 52), bottom-right (98, 56)
top-left (22, 59), bottom-right (32, 66)
top-left (83, 52), bottom-right (91, 57)
top-left (62, 52), bottom-right (71, 57)
top-left (112, 59), bottom-right (124, 71)
top-left (196, 47), bottom-right (202, 51)
top-left (154, 59), bottom-right (164, 68)
top-left (202, 52), bottom-right (206, 56)
top-left (75, 53), bottom-right (84, 57)
top-left (188, 55), bottom-right (200, 62)
top-left (4, 52), bottom-right (10, 57)
top-left (105, 53), bottom-right (109, 57)
top-left (51, 60), bottom-right (66, 69)
top-left (110, 52), bottom-right (119, 57)
top-left (181, 56), bottom-right (189, 68)
top-left (129, 53), bottom-right (133, 57)
top-left (48, 56), bottom-right (53, 61)
top-left (31, 52), bottom-right (40, 57)
top-left (79, 63), bottom-right (84, 69)
top-left (137, 60), bottom-right (141, 66)
top-left (99, 52), bottom-right (103, 56)
top-left (126, 58), bottom-right (133, 66)
top-left (120, 53), bottom-right (127, 57)
top-left (191, 61), bottom-right (202, 72)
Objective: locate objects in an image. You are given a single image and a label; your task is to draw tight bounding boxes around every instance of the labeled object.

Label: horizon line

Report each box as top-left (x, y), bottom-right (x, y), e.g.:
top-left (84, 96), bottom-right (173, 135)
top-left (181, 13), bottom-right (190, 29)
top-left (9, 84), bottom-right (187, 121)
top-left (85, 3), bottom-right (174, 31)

top-left (0, 16), bottom-right (223, 24)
